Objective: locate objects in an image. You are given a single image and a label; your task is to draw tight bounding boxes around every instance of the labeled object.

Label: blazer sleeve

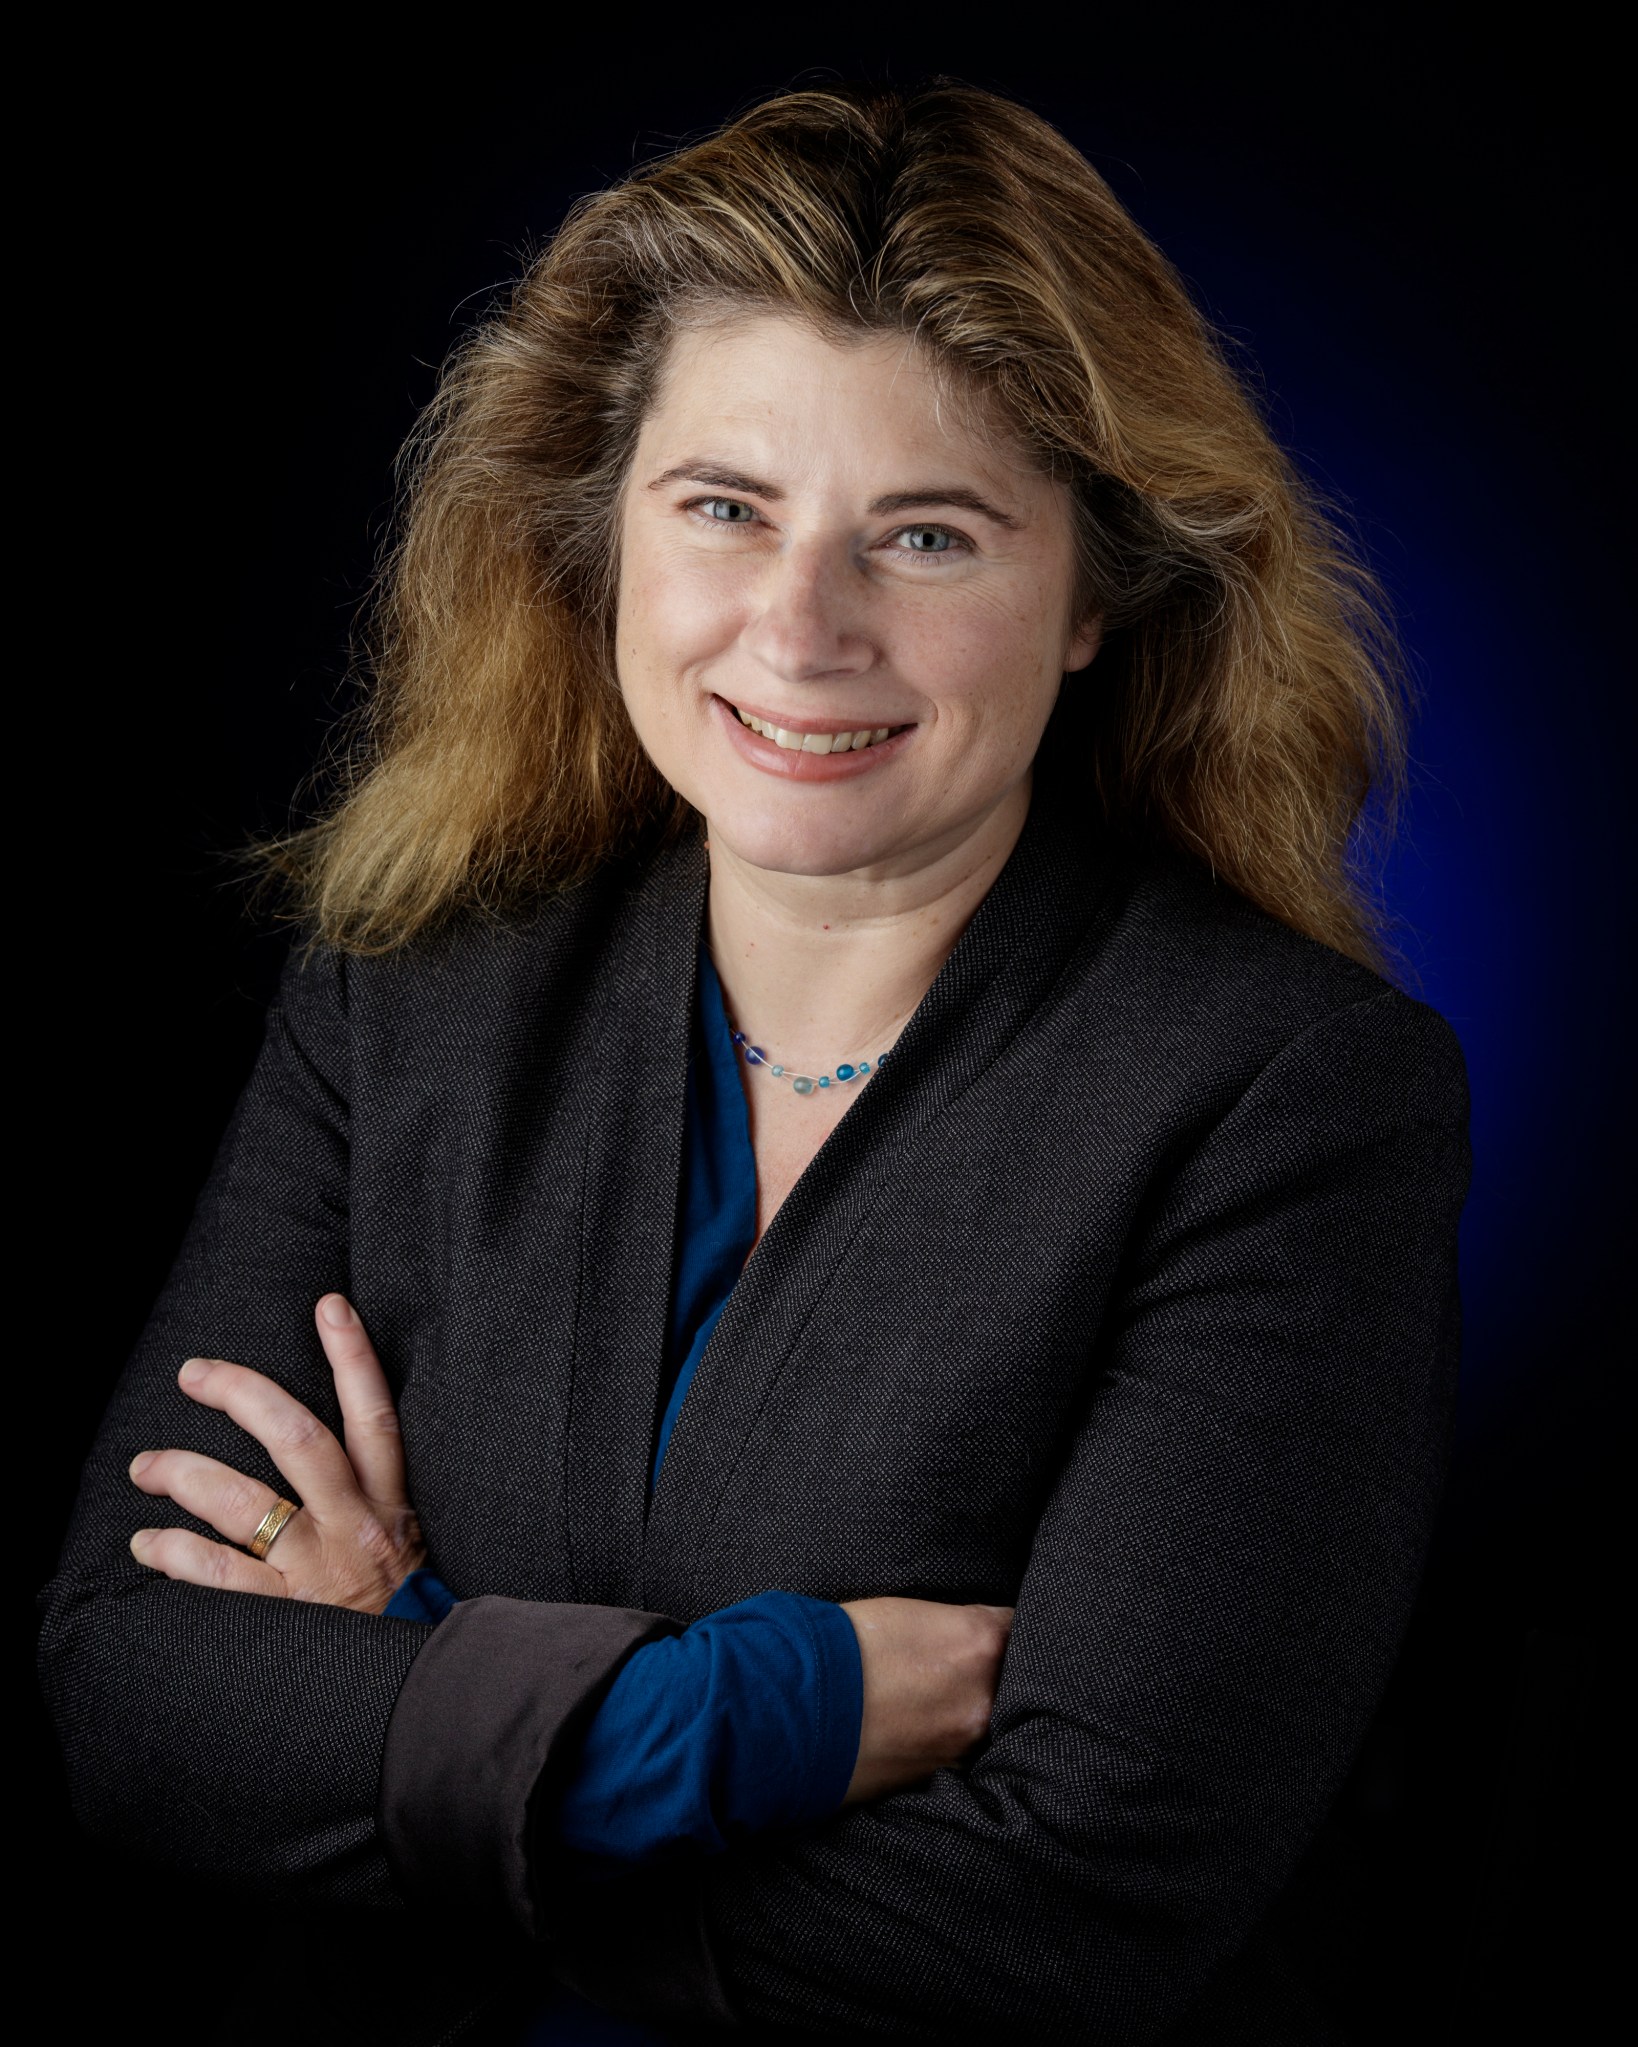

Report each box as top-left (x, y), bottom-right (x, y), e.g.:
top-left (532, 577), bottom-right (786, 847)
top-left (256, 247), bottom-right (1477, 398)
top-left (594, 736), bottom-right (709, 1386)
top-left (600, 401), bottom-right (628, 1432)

top-left (544, 989), bottom-right (1473, 2041)
top-left (34, 946), bottom-right (673, 1914)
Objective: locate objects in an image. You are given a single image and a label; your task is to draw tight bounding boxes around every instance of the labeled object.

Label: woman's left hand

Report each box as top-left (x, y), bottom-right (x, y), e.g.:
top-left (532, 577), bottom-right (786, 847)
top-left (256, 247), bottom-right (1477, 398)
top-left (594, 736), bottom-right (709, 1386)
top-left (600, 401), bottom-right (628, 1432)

top-left (127, 1293), bottom-right (426, 1614)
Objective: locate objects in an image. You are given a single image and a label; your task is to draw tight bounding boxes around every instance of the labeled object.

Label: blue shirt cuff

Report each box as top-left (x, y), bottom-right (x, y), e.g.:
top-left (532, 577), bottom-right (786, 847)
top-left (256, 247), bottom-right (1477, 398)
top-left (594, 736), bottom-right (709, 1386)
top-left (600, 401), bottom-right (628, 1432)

top-left (383, 1567), bottom-right (459, 1625)
top-left (552, 1588), bottom-right (863, 1865)
top-left (781, 1590), bottom-right (865, 1816)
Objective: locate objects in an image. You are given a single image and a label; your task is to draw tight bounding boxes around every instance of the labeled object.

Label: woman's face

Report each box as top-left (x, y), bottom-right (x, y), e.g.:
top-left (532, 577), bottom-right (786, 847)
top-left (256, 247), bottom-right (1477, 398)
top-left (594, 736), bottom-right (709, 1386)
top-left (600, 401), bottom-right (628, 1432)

top-left (616, 313), bottom-right (1101, 885)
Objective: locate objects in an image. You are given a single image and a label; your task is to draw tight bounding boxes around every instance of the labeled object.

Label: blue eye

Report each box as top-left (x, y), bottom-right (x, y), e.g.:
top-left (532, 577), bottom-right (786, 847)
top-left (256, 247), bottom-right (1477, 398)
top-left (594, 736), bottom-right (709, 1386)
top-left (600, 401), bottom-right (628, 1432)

top-left (900, 526), bottom-right (954, 553)
top-left (702, 498), bottom-right (755, 523)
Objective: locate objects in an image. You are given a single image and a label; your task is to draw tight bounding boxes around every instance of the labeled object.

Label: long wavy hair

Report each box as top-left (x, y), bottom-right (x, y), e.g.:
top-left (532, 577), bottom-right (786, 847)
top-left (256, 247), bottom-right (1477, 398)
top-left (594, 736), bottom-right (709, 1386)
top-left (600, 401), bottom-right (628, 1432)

top-left (272, 80), bottom-right (1409, 971)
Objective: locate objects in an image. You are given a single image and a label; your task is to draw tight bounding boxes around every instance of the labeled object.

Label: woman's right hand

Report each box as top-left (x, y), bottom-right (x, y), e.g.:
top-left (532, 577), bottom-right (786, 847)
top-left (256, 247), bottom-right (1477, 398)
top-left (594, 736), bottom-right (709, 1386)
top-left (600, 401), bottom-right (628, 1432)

top-left (839, 1596), bottom-right (1014, 1804)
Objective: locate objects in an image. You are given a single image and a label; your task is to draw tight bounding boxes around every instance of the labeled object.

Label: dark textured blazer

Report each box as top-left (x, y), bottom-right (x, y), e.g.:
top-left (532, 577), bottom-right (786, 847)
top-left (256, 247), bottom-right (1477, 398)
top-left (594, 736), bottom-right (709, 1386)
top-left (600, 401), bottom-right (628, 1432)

top-left (38, 773), bottom-right (1470, 2045)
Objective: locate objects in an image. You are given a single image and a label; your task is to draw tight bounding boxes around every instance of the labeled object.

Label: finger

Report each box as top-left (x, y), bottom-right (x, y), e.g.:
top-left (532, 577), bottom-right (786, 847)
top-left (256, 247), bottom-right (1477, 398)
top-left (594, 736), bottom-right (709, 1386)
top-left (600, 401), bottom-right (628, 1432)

top-left (314, 1295), bottom-right (408, 1504)
top-left (128, 1447), bottom-right (292, 1552)
top-left (177, 1358), bottom-right (357, 1514)
top-left (130, 1525), bottom-right (287, 1598)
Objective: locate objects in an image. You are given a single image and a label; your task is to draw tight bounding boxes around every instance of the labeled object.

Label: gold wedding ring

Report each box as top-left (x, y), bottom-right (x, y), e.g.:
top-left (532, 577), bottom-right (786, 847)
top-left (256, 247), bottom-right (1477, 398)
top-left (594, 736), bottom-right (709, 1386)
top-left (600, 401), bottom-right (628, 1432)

top-left (248, 1497), bottom-right (300, 1561)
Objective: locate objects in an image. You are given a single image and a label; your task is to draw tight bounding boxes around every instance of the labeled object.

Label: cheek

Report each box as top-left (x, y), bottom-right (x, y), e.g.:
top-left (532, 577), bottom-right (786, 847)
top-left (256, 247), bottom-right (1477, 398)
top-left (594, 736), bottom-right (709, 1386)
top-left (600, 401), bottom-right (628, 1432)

top-left (620, 544), bottom-right (746, 680)
top-left (911, 589), bottom-right (1065, 721)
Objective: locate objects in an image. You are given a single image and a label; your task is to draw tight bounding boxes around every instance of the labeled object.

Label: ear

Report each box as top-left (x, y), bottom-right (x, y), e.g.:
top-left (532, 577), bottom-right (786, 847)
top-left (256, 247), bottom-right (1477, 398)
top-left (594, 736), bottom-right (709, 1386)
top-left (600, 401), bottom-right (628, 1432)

top-left (1064, 611), bottom-right (1104, 674)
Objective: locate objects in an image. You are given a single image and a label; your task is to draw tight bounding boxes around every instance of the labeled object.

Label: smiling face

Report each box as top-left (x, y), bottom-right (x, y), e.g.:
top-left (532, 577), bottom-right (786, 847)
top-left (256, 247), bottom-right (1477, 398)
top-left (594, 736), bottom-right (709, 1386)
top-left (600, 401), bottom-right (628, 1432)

top-left (615, 314), bottom-right (1101, 886)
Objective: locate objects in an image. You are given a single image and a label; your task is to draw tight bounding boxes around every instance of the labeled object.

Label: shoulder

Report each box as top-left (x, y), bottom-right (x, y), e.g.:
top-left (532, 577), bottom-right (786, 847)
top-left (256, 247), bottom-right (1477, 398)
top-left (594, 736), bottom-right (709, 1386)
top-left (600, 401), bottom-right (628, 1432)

top-left (1060, 835), bottom-right (1468, 1130)
top-left (266, 832), bottom-right (705, 1086)
top-left (1103, 837), bottom-right (1382, 1015)
top-left (275, 849), bottom-right (665, 1022)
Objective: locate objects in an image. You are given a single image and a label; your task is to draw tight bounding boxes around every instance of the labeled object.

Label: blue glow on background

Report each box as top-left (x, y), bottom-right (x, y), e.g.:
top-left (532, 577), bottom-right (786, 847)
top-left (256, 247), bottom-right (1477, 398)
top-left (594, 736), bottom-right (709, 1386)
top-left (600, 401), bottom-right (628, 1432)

top-left (1081, 150), bottom-right (1628, 1495)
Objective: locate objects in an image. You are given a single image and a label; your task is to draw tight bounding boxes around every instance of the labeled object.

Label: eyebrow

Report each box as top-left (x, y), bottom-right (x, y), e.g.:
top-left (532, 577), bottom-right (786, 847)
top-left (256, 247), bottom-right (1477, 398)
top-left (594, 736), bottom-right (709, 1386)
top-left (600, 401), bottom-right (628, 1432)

top-left (646, 463), bottom-right (1020, 528)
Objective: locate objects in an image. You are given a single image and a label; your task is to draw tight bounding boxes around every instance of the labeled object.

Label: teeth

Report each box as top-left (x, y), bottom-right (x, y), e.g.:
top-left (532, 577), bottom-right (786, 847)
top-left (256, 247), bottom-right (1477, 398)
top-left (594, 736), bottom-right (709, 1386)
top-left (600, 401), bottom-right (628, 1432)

top-left (734, 706), bottom-right (898, 754)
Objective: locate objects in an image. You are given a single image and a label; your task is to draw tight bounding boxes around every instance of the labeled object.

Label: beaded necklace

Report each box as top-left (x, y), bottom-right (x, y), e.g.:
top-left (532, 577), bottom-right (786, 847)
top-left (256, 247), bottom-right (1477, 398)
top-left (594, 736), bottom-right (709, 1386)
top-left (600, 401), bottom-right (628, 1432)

top-left (728, 1027), bottom-right (892, 1098)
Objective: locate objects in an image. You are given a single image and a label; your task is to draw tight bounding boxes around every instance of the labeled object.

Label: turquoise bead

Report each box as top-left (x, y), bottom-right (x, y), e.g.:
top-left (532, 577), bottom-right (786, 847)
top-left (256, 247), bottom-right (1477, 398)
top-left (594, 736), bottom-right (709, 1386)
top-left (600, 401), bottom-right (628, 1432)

top-left (725, 1017), bottom-right (893, 1096)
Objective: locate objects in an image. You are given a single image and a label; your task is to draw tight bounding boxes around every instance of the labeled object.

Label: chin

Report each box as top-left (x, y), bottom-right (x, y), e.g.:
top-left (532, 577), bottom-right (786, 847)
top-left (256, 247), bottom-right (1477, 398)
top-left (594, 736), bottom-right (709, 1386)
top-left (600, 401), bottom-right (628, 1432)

top-left (710, 804), bottom-right (909, 880)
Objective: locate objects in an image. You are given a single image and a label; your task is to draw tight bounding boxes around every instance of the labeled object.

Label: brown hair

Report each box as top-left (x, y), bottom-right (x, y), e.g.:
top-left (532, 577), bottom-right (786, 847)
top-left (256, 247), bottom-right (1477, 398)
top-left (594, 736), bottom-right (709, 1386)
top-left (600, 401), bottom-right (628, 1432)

top-left (272, 80), bottom-right (1408, 971)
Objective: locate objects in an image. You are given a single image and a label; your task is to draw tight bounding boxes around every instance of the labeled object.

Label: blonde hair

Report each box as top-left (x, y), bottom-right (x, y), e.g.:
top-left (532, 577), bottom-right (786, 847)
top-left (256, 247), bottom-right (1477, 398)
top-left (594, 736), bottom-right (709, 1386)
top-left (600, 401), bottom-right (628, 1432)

top-left (273, 80), bottom-right (1408, 971)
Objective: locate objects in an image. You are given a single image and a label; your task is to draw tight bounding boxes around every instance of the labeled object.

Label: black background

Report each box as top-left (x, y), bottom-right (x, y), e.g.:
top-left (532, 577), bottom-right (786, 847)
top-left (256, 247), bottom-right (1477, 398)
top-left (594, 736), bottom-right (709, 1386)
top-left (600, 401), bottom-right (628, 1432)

top-left (30, 20), bottom-right (1623, 2039)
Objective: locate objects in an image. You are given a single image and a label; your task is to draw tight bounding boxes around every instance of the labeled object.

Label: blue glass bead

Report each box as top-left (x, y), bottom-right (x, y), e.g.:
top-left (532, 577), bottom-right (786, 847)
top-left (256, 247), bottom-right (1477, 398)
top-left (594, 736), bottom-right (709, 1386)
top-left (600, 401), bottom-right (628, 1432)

top-left (857, 1060), bottom-right (871, 1075)
top-left (730, 1030), bottom-right (746, 1046)
top-left (818, 1075), bottom-right (831, 1088)
top-left (836, 1063), bottom-right (856, 1081)
top-left (792, 1075), bottom-right (816, 1096)
top-left (771, 1064), bottom-right (784, 1077)
top-left (744, 1045), bottom-right (768, 1066)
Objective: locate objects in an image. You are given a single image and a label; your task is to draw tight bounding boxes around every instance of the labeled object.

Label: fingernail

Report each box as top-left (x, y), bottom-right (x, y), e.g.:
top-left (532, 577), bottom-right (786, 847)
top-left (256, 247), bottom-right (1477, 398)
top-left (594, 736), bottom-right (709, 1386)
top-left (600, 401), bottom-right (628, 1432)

top-left (319, 1294), bottom-right (356, 1329)
top-left (178, 1359), bottom-right (209, 1388)
top-left (129, 1451), bottom-right (157, 1480)
top-left (130, 1531), bottom-right (153, 1559)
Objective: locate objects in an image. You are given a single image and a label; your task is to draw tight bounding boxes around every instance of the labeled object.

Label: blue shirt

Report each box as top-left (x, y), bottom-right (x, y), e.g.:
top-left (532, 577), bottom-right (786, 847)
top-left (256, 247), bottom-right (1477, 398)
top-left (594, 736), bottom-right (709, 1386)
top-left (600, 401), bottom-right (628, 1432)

top-left (386, 948), bottom-right (864, 2039)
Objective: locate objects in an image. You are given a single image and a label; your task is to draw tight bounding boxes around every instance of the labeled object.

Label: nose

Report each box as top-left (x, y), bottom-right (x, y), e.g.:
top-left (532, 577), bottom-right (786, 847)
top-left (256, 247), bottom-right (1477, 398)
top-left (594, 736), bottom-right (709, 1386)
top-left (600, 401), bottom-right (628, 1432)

top-left (739, 537), bottom-right (874, 685)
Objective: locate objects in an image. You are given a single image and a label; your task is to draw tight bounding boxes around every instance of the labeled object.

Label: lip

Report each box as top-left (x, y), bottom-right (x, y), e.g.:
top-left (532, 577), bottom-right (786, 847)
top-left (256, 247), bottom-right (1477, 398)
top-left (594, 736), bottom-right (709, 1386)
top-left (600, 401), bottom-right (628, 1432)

top-left (711, 694), bottom-right (917, 782)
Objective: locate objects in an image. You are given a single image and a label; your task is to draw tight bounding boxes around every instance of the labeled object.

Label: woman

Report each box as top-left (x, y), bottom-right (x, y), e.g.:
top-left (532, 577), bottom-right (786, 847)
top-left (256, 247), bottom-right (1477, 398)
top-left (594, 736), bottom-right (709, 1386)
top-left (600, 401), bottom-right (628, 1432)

top-left (38, 80), bottom-right (1469, 2044)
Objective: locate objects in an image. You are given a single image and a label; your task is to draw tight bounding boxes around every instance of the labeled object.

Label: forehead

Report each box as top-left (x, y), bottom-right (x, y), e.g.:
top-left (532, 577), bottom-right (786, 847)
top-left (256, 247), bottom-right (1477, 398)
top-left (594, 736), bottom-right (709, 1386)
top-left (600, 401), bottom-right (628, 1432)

top-left (636, 311), bottom-right (1046, 498)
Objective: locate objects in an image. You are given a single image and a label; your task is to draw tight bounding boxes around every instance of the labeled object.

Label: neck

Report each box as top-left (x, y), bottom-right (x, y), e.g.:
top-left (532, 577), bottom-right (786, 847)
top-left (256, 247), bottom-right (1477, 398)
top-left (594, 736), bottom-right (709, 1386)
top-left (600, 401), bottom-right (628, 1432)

top-left (704, 775), bottom-right (1033, 1066)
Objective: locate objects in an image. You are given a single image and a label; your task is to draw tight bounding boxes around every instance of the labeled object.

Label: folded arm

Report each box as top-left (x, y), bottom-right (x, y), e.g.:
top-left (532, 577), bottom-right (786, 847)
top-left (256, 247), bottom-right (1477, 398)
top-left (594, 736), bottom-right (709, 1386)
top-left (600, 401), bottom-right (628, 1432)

top-left (35, 947), bottom-right (674, 1912)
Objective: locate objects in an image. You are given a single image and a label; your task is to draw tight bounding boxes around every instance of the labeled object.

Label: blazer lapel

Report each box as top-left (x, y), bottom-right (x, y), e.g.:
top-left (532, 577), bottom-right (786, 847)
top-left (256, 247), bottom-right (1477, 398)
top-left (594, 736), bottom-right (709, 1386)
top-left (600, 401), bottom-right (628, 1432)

top-left (638, 780), bottom-right (1119, 1606)
top-left (563, 831), bottom-right (709, 1607)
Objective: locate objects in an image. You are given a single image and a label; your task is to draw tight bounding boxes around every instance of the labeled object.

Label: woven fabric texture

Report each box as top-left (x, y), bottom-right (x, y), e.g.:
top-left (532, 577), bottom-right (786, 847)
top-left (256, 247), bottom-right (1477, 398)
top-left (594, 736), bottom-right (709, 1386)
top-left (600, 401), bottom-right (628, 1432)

top-left (37, 773), bottom-right (1470, 2044)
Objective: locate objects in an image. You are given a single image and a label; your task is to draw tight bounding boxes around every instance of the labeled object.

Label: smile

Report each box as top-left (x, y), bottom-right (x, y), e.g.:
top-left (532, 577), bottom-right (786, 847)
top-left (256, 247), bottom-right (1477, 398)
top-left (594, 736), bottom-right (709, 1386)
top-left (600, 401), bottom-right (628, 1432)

top-left (732, 707), bottom-right (902, 754)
